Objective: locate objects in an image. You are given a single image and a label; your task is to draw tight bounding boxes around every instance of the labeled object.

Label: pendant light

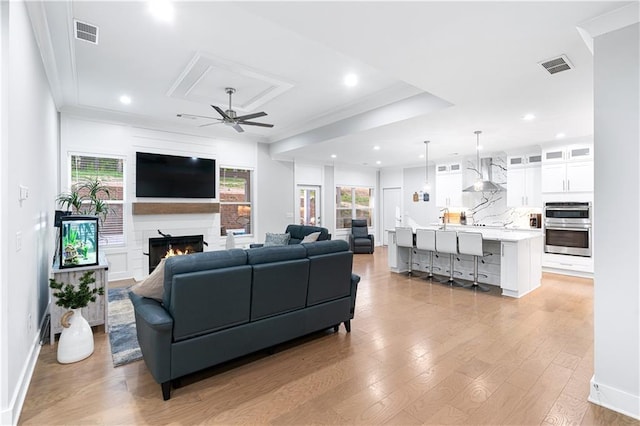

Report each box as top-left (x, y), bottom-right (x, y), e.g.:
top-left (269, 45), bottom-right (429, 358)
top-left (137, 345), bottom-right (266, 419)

top-left (421, 140), bottom-right (431, 202)
top-left (473, 131), bottom-right (483, 191)
top-left (423, 141), bottom-right (431, 192)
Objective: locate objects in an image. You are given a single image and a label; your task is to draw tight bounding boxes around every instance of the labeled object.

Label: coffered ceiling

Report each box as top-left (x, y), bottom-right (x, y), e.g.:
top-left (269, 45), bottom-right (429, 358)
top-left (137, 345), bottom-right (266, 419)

top-left (27, 1), bottom-right (631, 168)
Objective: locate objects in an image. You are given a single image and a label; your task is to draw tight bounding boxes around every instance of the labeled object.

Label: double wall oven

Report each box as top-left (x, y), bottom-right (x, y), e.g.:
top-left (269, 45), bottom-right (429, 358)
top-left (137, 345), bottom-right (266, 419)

top-left (544, 202), bottom-right (592, 257)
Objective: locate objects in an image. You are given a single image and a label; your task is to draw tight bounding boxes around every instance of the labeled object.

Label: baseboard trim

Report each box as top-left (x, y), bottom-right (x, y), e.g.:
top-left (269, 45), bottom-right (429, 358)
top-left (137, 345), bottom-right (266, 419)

top-left (589, 376), bottom-right (640, 420)
top-left (8, 322), bottom-right (43, 425)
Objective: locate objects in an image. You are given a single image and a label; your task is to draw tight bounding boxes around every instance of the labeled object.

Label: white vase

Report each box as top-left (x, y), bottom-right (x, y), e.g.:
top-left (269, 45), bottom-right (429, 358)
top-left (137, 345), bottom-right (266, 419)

top-left (57, 308), bottom-right (94, 364)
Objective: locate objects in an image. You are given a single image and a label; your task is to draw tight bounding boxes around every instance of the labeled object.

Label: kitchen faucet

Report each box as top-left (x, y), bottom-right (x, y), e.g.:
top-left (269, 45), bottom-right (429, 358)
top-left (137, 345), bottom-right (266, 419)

top-left (439, 208), bottom-right (449, 230)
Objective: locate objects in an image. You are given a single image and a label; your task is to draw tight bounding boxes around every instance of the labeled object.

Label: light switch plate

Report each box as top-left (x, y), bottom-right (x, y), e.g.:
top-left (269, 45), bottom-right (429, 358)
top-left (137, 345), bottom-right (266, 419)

top-left (19, 185), bottom-right (28, 201)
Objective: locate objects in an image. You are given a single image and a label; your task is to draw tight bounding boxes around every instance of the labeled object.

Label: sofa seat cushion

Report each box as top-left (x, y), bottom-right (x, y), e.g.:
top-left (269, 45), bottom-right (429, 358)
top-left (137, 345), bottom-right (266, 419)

top-left (353, 238), bottom-right (373, 246)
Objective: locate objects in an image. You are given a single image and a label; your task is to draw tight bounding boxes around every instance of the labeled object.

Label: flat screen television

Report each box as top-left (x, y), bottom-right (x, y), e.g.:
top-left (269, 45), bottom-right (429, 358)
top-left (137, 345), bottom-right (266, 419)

top-left (136, 152), bottom-right (216, 198)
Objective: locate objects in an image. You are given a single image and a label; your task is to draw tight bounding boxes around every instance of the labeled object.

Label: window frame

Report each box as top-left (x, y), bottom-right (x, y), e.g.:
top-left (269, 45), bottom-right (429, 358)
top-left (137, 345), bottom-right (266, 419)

top-left (219, 166), bottom-right (254, 237)
top-left (335, 186), bottom-right (374, 230)
top-left (67, 152), bottom-right (126, 247)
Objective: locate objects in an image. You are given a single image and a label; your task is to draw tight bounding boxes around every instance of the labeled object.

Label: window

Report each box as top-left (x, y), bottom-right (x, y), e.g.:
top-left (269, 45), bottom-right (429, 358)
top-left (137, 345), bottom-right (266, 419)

top-left (220, 168), bottom-right (253, 236)
top-left (336, 186), bottom-right (374, 229)
top-left (69, 154), bottom-right (125, 246)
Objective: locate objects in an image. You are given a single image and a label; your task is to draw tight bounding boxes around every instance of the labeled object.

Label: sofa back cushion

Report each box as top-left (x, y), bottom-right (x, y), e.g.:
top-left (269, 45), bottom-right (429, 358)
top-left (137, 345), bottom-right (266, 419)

top-left (169, 265), bottom-right (253, 342)
top-left (163, 249), bottom-right (248, 308)
top-left (304, 240), bottom-right (353, 306)
top-left (285, 224), bottom-right (330, 244)
top-left (247, 245), bottom-right (310, 321)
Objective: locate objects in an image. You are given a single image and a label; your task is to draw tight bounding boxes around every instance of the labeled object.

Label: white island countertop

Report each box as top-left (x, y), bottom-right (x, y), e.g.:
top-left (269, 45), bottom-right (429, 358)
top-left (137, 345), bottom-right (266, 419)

top-left (386, 225), bottom-right (543, 298)
top-left (386, 225), bottom-right (542, 242)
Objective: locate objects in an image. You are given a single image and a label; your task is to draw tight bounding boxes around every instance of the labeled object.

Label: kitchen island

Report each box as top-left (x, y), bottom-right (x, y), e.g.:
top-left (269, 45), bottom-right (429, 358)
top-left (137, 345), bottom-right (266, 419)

top-left (387, 226), bottom-right (543, 298)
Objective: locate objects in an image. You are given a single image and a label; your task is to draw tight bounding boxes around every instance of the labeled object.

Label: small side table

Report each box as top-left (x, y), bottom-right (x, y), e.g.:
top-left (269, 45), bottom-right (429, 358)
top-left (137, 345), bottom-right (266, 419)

top-left (50, 253), bottom-right (109, 345)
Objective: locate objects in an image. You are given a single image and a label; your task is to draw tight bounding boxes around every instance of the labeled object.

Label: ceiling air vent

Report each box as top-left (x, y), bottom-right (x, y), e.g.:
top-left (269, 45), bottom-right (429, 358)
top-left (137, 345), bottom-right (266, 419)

top-left (539, 54), bottom-right (573, 75)
top-left (74, 20), bottom-right (99, 45)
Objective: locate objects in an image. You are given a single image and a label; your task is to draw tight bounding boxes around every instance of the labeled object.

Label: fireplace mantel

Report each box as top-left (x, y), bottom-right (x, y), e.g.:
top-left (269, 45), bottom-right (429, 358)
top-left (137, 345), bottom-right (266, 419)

top-left (132, 202), bottom-right (219, 215)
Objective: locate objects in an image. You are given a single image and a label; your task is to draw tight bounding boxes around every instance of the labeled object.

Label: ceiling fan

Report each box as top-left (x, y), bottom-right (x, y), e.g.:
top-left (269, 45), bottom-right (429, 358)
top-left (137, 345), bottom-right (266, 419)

top-left (177, 87), bottom-right (274, 133)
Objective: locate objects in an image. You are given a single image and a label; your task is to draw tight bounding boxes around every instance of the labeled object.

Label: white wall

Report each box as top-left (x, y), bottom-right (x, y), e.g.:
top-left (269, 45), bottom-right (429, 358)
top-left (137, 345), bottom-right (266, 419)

top-left (256, 143), bottom-right (295, 240)
top-left (402, 165), bottom-right (439, 228)
top-left (1, 1), bottom-right (59, 423)
top-left (591, 22), bottom-right (640, 419)
top-left (60, 116), bottom-right (258, 280)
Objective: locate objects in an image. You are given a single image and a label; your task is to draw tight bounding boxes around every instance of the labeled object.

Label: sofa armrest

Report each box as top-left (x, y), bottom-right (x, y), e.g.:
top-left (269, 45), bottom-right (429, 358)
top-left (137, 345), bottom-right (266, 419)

top-left (368, 234), bottom-right (375, 245)
top-left (349, 273), bottom-right (360, 319)
top-left (129, 291), bottom-right (174, 384)
top-left (348, 234), bottom-right (355, 251)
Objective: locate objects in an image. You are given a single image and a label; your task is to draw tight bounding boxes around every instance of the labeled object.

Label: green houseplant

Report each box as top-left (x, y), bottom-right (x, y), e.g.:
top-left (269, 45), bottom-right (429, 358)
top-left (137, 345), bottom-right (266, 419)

top-left (56, 177), bottom-right (112, 223)
top-left (49, 271), bottom-right (104, 310)
top-left (49, 271), bottom-right (104, 364)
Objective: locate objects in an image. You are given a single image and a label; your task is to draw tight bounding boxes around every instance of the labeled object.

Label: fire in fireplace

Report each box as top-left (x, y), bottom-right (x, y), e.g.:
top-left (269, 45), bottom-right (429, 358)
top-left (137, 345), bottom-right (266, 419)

top-left (148, 233), bottom-right (204, 273)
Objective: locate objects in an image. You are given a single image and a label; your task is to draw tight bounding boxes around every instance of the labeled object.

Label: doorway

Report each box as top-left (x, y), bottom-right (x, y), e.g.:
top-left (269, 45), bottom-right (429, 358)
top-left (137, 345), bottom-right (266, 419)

top-left (382, 187), bottom-right (402, 245)
top-left (298, 185), bottom-right (321, 226)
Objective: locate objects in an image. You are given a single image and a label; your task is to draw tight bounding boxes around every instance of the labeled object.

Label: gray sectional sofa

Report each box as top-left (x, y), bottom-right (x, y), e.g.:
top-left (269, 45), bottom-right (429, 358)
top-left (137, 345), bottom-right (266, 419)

top-left (129, 240), bottom-right (360, 400)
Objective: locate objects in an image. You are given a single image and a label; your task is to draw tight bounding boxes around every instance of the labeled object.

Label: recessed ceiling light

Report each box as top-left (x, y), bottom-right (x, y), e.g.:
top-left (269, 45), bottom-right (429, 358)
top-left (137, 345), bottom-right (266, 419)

top-left (556, 132), bottom-right (566, 139)
top-left (373, 145), bottom-right (380, 150)
top-left (376, 161), bottom-right (381, 165)
top-left (119, 95), bottom-right (132, 105)
top-left (477, 145), bottom-right (483, 151)
top-left (522, 113), bottom-right (536, 121)
top-left (330, 154), bottom-right (337, 158)
top-left (148, 0), bottom-right (174, 22)
top-left (419, 154), bottom-right (425, 159)
top-left (343, 73), bottom-right (358, 87)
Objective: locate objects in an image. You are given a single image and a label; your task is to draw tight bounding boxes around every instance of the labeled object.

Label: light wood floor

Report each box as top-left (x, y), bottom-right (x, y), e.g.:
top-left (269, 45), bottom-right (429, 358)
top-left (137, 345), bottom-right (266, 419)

top-left (20, 247), bottom-right (639, 425)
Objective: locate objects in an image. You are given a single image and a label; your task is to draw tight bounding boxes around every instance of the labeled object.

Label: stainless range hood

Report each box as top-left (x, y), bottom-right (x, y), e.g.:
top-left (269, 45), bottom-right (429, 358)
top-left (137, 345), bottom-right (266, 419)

top-left (463, 157), bottom-right (506, 192)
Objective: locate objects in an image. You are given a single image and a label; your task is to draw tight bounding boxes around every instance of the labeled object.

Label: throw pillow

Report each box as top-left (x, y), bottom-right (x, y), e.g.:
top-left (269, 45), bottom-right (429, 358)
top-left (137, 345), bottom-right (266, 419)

top-left (130, 258), bottom-right (166, 301)
top-left (264, 232), bottom-right (291, 247)
top-left (301, 231), bottom-right (321, 243)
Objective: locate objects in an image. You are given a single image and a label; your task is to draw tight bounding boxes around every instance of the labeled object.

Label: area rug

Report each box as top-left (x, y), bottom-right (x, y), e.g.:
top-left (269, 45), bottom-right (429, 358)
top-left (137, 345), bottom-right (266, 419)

top-left (108, 287), bottom-right (143, 367)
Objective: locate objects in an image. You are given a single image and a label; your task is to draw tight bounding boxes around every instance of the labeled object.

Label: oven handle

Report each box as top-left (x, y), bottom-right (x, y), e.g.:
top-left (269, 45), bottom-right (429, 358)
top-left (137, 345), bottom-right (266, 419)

top-left (545, 226), bottom-right (591, 232)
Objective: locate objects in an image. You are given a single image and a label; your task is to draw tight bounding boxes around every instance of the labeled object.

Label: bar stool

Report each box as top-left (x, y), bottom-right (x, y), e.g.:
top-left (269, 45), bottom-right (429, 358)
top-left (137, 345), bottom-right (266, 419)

top-left (416, 229), bottom-right (439, 279)
top-left (457, 231), bottom-right (490, 292)
top-left (395, 227), bottom-right (415, 276)
top-left (435, 230), bottom-right (464, 287)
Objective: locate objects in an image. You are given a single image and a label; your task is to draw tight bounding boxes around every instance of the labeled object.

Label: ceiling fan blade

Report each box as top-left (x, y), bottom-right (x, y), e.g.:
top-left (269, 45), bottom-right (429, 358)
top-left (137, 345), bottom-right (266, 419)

top-left (212, 105), bottom-right (231, 120)
top-left (233, 111), bottom-right (267, 121)
top-left (238, 121), bottom-right (274, 128)
top-left (177, 113), bottom-right (219, 120)
top-left (198, 121), bottom-right (224, 128)
top-left (232, 123), bottom-right (244, 133)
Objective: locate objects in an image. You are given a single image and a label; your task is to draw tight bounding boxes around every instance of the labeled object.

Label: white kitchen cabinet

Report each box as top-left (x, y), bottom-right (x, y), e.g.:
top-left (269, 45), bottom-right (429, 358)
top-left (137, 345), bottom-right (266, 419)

top-left (500, 237), bottom-right (542, 298)
top-left (542, 161), bottom-right (593, 193)
top-left (436, 163), bottom-right (463, 207)
top-left (507, 154), bottom-right (541, 207)
top-left (541, 144), bottom-right (593, 193)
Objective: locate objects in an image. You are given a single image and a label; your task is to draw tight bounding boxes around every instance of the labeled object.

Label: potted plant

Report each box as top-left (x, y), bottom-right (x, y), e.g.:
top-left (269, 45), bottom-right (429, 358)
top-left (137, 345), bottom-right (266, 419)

top-left (56, 177), bottom-right (112, 223)
top-left (49, 271), bottom-right (104, 363)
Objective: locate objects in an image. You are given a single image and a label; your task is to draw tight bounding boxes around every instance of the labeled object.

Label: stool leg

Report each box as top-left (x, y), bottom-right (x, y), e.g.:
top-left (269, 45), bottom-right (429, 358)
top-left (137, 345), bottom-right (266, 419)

top-left (427, 251), bottom-right (434, 279)
top-left (439, 254), bottom-right (464, 287)
top-left (407, 248), bottom-right (413, 276)
top-left (469, 255), bottom-right (490, 292)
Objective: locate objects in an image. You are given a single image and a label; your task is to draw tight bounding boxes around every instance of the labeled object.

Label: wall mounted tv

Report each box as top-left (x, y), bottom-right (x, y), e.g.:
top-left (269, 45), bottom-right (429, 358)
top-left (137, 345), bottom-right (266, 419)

top-left (136, 152), bottom-right (216, 198)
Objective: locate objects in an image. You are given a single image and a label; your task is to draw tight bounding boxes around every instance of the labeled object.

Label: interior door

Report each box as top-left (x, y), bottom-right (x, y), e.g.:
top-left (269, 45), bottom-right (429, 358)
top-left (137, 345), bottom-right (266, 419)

top-left (298, 185), bottom-right (321, 226)
top-left (383, 188), bottom-right (401, 245)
